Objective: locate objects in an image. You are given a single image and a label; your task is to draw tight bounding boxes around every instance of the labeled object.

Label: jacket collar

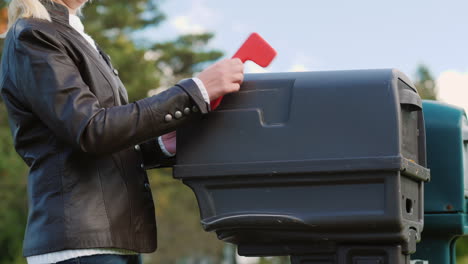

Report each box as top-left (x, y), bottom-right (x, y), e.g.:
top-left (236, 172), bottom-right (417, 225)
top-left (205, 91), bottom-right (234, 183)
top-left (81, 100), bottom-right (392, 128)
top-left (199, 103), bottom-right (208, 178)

top-left (39, 1), bottom-right (129, 104)
top-left (40, 0), bottom-right (70, 25)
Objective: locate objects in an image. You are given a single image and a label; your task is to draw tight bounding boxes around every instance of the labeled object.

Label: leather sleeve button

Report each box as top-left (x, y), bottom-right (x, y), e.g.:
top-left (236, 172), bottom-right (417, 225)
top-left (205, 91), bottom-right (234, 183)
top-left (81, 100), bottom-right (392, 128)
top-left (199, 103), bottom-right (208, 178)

top-left (164, 114), bottom-right (173, 122)
top-left (192, 106), bottom-right (199, 112)
top-left (174, 111), bottom-right (183, 119)
top-left (184, 107), bottom-right (191, 115)
top-left (144, 183), bottom-right (151, 191)
top-left (113, 68), bottom-right (119, 75)
top-left (134, 144), bottom-right (141, 151)
top-left (140, 163), bottom-right (145, 169)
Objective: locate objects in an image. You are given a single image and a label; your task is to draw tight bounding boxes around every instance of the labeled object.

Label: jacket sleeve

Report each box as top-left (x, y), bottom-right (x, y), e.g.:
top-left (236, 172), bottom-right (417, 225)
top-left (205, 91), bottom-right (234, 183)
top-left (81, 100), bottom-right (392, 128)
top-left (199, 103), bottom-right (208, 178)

top-left (137, 77), bottom-right (206, 169)
top-left (15, 27), bottom-right (209, 155)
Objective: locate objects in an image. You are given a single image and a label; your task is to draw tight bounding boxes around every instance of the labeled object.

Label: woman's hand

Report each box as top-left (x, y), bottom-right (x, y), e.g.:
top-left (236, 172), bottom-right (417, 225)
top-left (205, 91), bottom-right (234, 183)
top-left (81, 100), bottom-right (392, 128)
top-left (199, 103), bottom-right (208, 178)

top-left (197, 58), bottom-right (244, 101)
top-left (161, 131), bottom-right (176, 155)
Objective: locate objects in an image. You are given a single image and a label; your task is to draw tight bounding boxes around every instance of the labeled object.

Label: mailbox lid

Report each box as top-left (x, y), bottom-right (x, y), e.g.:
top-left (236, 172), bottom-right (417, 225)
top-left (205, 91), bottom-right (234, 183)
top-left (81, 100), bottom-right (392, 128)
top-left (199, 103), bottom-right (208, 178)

top-left (423, 100), bottom-right (467, 213)
top-left (175, 69), bottom-right (427, 179)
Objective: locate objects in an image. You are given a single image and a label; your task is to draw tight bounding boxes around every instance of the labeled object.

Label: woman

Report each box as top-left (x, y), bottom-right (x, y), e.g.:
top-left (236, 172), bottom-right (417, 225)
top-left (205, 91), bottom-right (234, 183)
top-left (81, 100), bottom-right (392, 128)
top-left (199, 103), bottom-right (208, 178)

top-left (0, 0), bottom-right (244, 263)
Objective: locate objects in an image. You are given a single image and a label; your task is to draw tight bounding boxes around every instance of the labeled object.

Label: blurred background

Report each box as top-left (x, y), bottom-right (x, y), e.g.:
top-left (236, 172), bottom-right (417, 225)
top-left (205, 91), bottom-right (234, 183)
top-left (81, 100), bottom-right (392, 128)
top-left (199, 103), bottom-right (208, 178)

top-left (0, 0), bottom-right (467, 263)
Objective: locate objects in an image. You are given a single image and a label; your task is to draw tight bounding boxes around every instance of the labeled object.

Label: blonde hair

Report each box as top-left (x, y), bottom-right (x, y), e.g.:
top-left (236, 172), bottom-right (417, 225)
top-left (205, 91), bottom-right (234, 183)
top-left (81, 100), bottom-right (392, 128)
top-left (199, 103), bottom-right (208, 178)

top-left (1, 0), bottom-right (51, 37)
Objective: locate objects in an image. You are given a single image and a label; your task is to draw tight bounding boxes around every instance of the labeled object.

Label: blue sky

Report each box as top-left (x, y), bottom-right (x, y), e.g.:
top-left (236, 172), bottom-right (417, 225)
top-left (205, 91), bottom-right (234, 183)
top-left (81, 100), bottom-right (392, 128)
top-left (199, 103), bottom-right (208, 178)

top-left (141, 0), bottom-right (468, 111)
top-left (148, 0), bottom-right (468, 76)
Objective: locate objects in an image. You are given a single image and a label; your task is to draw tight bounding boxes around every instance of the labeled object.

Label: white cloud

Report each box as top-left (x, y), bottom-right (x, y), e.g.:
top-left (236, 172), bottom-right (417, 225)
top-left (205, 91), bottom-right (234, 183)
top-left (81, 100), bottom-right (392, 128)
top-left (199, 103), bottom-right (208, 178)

top-left (171, 16), bottom-right (206, 34)
top-left (285, 52), bottom-right (315, 72)
top-left (189, 0), bottom-right (218, 22)
top-left (289, 64), bottom-right (308, 72)
top-left (437, 70), bottom-right (468, 113)
top-left (231, 21), bottom-right (249, 35)
top-left (169, 0), bottom-right (219, 35)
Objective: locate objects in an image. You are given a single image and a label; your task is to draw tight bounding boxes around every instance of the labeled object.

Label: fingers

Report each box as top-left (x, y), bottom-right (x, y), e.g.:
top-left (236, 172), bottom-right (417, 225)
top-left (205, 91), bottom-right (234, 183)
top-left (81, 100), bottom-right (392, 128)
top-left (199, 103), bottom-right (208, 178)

top-left (232, 57), bottom-right (242, 63)
top-left (232, 73), bottom-right (244, 84)
top-left (229, 58), bottom-right (244, 84)
top-left (231, 58), bottom-right (244, 73)
top-left (230, 83), bottom-right (241, 92)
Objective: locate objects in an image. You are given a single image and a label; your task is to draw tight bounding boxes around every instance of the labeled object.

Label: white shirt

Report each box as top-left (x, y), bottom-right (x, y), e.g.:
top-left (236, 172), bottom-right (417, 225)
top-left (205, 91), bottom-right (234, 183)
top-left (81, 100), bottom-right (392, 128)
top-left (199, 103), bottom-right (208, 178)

top-left (27, 13), bottom-right (210, 264)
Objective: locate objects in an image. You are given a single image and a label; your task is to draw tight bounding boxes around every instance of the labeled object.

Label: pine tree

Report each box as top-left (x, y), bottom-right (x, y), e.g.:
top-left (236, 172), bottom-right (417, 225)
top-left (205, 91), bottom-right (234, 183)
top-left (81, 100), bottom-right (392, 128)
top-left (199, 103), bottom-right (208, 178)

top-left (414, 65), bottom-right (437, 100)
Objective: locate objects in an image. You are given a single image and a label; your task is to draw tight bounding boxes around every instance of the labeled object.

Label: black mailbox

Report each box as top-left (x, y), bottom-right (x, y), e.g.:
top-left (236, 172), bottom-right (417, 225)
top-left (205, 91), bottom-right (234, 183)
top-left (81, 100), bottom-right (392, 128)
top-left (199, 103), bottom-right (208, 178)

top-left (174, 69), bottom-right (430, 264)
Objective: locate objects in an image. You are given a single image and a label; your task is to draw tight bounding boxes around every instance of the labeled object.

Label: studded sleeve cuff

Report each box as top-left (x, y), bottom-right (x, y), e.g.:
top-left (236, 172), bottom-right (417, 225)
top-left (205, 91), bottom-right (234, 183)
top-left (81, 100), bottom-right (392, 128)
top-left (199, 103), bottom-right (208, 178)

top-left (176, 78), bottom-right (211, 114)
top-left (136, 79), bottom-right (208, 168)
top-left (155, 78), bottom-right (207, 158)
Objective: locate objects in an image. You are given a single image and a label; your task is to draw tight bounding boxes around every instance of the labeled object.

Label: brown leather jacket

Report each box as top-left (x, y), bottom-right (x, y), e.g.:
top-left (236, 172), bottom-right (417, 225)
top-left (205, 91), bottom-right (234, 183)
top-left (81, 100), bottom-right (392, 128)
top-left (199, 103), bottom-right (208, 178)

top-left (0, 0), bottom-right (209, 257)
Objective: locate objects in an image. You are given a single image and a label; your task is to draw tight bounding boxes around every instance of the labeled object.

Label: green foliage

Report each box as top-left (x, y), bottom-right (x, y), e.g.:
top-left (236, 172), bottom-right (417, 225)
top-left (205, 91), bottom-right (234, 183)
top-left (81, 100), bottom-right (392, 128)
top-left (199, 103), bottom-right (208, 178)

top-left (153, 33), bottom-right (223, 78)
top-left (82, 0), bottom-right (165, 32)
top-left (0, 103), bottom-right (28, 264)
top-left (414, 64), bottom-right (437, 100)
top-left (456, 236), bottom-right (468, 264)
top-left (146, 169), bottom-right (225, 264)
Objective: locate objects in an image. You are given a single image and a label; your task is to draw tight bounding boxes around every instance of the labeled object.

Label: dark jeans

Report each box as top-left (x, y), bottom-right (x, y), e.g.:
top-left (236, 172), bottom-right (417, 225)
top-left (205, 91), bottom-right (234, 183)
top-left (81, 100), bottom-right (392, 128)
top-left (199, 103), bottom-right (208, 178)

top-left (56, 254), bottom-right (142, 264)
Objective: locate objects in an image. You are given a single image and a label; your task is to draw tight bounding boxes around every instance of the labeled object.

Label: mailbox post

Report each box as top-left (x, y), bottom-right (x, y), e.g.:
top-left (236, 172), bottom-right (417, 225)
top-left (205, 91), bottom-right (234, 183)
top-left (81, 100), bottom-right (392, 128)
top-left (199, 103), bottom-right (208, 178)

top-left (412, 101), bottom-right (468, 264)
top-left (174, 69), bottom-right (429, 264)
